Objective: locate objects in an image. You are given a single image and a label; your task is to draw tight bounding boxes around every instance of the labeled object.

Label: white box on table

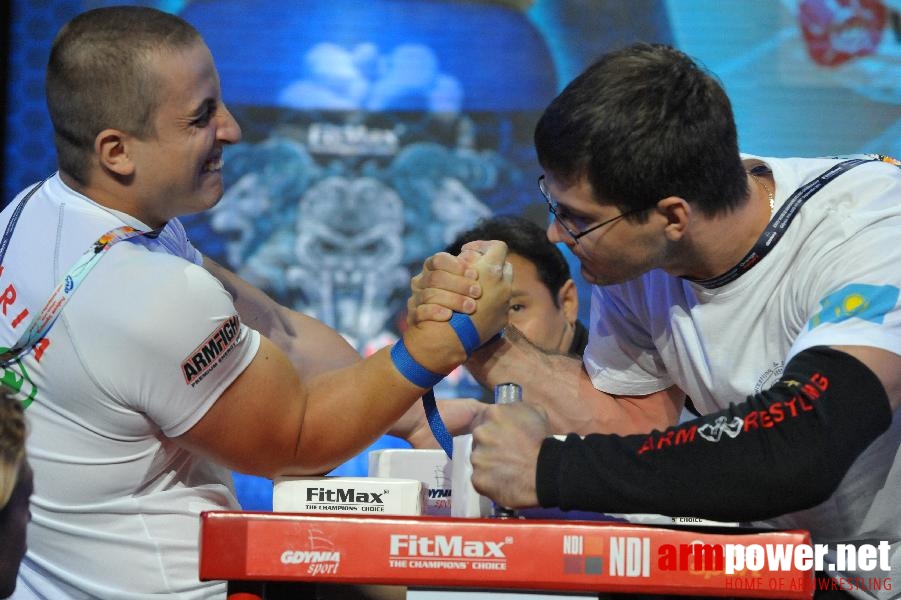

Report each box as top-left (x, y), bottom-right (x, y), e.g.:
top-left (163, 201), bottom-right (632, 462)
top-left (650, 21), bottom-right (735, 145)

top-left (272, 476), bottom-right (421, 516)
top-left (368, 448), bottom-right (452, 516)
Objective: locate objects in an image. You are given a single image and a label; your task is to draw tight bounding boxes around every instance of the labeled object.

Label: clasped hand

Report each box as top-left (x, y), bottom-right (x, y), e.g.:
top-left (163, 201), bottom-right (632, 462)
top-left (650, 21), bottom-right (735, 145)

top-left (408, 241), bottom-right (504, 326)
top-left (405, 241), bottom-right (551, 509)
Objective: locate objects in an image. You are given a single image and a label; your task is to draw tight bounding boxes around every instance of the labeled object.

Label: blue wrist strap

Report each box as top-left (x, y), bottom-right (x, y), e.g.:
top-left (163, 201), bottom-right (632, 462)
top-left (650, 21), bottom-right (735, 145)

top-left (457, 311), bottom-right (504, 355)
top-left (390, 312), bottom-right (487, 458)
top-left (422, 389), bottom-right (453, 458)
top-left (390, 339), bottom-right (443, 389)
top-left (389, 339), bottom-right (453, 457)
top-left (449, 311), bottom-right (480, 357)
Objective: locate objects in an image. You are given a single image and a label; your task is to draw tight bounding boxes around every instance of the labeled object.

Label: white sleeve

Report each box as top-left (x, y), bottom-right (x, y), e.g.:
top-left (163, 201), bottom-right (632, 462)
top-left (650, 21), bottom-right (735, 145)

top-left (77, 251), bottom-right (261, 437)
top-left (789, 221), bottom-right (901, 362)
top-left (583, 283), bottom-right (674, 396)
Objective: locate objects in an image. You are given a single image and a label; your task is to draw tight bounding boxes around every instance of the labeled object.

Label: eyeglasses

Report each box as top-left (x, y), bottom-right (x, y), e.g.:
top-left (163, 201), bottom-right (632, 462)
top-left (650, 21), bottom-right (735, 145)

top-left (538, 175), bottom-right (645, 243)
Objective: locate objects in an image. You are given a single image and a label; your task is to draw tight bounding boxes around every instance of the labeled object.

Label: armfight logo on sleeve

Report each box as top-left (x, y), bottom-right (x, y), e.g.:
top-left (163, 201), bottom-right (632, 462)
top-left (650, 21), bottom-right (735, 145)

top-left (181, 314), bottom-right (241, 386)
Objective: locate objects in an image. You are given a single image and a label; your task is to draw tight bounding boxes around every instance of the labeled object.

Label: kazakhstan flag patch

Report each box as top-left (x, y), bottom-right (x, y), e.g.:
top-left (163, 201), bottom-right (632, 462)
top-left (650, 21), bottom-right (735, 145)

top-left (808, 283), bottom-right (900, 329)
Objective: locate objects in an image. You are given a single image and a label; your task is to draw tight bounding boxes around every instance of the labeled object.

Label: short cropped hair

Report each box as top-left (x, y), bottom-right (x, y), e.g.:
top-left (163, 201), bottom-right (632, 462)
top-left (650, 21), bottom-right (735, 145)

top-left (534, 43), bottom-right (748, 219)
top-left (446, 215), bottom-right (571, 307)
top-left (0, 390), bottom-right (26, 510)
top-left (46, 6), bottom-right (203, 184)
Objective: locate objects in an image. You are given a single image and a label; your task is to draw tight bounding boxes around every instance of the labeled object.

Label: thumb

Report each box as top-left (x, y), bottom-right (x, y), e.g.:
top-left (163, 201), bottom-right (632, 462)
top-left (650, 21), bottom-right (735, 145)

top-left (472, 240), bottom-right (509, 281)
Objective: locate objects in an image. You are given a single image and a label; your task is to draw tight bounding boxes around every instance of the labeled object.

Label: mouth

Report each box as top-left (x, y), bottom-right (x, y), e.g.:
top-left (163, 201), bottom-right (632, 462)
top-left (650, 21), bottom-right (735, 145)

top-left (202, 155), bottom-right (223, 173)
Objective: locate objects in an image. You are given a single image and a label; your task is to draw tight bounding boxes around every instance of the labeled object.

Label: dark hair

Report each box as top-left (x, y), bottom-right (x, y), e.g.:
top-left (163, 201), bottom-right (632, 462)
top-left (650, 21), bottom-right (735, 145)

top-left (446, 215), bottom-right (571, 306)
top-left (46, 6), bottom-right (203, 184)
top-left (534, 42), bottom-right (748, 218)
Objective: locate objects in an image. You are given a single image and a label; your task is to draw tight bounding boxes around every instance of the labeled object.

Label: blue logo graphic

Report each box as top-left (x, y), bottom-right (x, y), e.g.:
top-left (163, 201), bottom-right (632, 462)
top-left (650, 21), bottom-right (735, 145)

top-left (808, 283), bottom-right (899, 329)
top-left (64, 275), bottom-right (74, 293)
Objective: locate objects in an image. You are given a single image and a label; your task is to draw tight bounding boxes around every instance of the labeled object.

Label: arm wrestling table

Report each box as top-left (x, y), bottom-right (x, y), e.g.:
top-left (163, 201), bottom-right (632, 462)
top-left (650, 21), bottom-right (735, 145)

top-left (199, 511), bottom-right (814, 599)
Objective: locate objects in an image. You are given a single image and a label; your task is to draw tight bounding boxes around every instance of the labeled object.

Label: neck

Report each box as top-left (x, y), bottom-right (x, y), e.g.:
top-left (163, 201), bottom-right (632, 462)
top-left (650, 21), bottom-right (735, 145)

top-left (557, 320), bottom-right (575, 354)
top-left (668, 171), bottom-right (774, 281)
top-left (60, 171), bottom-right (163, 228)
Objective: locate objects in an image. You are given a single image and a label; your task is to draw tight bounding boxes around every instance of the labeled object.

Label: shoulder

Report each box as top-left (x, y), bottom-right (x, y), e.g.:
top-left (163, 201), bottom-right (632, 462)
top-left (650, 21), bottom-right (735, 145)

top-left (65, 246), bottom-right (260, 400)
top-left (76, 246), bottom-right (238, 335)
top-left (769, 155), bottom-right (900, 209)
top-left (755, 157), bottom-right (901, 267)
top-left (109, 243), bottom-right (219, 286)
top-left (593, 270), bottom-right (684, 307)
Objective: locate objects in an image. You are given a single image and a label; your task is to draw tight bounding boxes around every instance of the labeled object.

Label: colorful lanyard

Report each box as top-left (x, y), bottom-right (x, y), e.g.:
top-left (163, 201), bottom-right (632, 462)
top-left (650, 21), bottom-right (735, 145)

top-left (694, 158), bottom-right (874, 289)
top-left (0, 180), bottom-right (148, 367)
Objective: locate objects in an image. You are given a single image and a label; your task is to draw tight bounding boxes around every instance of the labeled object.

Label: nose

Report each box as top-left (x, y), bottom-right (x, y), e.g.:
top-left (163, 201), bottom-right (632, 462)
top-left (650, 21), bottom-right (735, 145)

top-left (217, 103), bottom-right (242, 144)
top-left (546, 219), bottom-right (568, 245)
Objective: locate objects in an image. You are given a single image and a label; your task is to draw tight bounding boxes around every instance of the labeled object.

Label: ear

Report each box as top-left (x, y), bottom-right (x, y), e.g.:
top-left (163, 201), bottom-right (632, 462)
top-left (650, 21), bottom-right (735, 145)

top-left (557, 278), bottom-right (579, 324)
top-left (656, 196), bottom-right (691, 242)
top-left (95, 128), bottom-right (135, 177)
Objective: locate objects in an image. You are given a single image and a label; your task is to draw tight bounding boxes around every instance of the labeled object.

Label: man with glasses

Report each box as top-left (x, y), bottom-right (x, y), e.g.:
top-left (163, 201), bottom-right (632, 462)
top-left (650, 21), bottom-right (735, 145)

top-left (538, 175), bottom-right (647, 244)
top-left (409, 42), bottom-right (901, 595)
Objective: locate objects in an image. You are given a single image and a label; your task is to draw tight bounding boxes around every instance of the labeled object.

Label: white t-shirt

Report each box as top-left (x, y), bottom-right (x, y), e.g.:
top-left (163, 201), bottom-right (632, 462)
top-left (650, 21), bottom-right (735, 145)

top-left (0, 174), bottom-right (260, 599)
top-left (584, 156), bottom-right (901, 595)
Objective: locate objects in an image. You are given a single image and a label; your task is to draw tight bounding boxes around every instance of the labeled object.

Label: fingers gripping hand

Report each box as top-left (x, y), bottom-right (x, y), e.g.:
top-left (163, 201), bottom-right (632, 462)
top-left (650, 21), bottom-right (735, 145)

top-left (459, 240), bottom-right (496, 262)
top-left (401, 241), bottom-right (510, 374)
top-left (465, 240), bottom-right (513, 344)
top-left (409, 252), bottom-right (482, 325)
top-left (470, 403), bottom-right (551, 508)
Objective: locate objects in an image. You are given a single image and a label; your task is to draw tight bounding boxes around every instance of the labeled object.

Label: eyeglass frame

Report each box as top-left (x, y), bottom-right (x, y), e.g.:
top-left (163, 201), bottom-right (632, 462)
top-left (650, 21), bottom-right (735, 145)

top-left (538, 175), bottom-right (647, 243)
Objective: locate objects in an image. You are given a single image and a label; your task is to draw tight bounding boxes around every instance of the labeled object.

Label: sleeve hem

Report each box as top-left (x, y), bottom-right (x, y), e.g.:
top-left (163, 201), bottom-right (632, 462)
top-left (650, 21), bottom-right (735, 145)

top-left (536, 436), bottom-right (564, 507)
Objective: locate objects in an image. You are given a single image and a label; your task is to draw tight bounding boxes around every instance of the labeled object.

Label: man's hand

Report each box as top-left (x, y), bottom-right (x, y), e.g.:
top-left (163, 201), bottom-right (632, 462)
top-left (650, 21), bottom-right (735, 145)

top-left (403, 241), bottom-right (512, 373)
top-left (408, 241), bottom-right (496, 325)
top-left (390, 397), bottom-right (488, 449)
top-left (470, 403), bottom-right (552, 508)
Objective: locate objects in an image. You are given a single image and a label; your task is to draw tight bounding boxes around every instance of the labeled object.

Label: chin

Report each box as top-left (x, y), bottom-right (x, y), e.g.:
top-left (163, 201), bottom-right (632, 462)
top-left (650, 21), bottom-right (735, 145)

top-left (581, 267), bottom-right (628, 287)
top-left (579, 266), bottom-right (605, 285)
top-left (191, 189), bottom-right (226, 214)
top-left (206, 193), bottom-right (225, 211)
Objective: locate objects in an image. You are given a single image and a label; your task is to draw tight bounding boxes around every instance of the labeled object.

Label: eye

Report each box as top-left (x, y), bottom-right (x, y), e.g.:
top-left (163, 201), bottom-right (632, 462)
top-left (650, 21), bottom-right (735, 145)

top-left (191, 101), bottom-right (217, 127)
top-left (509, 304), bottom-right (525, 313)
top-left (570, 216), bottom-right (589, 229)
top-left (555, 205), bottom-right (586, 230)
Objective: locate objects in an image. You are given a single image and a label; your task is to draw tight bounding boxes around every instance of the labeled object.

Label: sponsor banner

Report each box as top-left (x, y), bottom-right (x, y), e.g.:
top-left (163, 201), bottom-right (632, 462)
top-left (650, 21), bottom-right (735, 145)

top-left (199, 512), bottom-right (817, 597)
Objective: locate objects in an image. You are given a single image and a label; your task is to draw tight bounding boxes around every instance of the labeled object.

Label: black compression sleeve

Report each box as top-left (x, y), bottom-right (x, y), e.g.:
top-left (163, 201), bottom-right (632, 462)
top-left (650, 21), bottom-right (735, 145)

top-left (536, 346), bottom-right (892, 522)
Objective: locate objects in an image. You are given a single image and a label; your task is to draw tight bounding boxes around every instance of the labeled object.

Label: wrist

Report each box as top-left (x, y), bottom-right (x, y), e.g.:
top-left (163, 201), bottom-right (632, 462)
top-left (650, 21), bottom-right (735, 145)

top-left (390, 338), bottom-right (445, 389)
top-left (397, 312), bottom-right (497, 386)
top-left (402, 320), bottom-right (467, 375)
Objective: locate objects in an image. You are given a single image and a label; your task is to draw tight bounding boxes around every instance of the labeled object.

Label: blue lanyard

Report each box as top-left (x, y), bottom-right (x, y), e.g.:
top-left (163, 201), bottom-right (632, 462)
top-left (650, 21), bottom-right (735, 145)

top-left (0, 178), bottom-right (48, 265)
top-left (695, 159), bottom-right (873, 289)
